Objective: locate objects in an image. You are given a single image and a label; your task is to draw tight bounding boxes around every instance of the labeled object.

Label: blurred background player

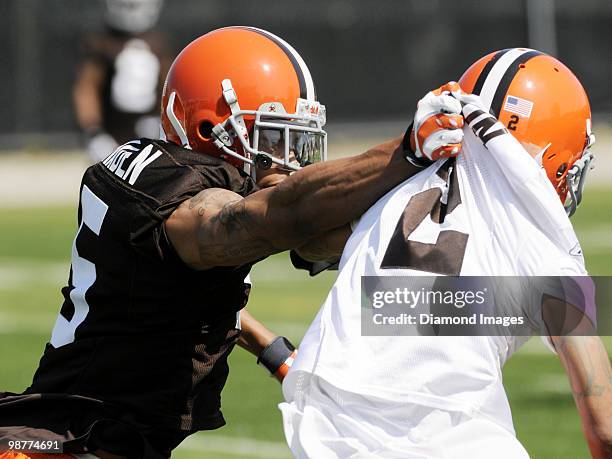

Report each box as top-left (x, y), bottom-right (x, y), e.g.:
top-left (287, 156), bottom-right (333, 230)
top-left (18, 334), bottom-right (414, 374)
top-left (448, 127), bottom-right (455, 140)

top-left (73, 0), bottom-right (172, 162)
top-left (281, 52), bottom-right (612, 458)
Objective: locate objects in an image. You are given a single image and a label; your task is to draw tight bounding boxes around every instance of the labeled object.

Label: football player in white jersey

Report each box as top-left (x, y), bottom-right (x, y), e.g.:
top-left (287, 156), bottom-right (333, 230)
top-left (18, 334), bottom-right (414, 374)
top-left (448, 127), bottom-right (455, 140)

top-left (280, 49), bottom-right (612, 459)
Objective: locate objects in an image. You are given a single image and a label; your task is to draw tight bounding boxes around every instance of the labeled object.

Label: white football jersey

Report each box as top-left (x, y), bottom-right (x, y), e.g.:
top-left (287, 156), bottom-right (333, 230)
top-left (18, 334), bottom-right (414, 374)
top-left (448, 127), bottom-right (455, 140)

top-left (284, 126), bottom-right (588, 435)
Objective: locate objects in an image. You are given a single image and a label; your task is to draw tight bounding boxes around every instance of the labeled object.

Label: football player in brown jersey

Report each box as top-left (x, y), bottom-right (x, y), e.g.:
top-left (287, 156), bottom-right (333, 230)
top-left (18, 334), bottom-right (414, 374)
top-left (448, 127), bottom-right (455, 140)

top-left (0, 27), bottom-right (464, 459)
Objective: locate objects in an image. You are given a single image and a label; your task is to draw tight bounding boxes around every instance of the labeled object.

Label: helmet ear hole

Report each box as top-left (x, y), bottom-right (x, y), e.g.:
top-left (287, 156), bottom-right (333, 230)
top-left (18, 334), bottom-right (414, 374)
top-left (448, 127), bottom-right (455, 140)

top-left (556, 163), bottom-right (568, 178)
top-left (198, 121), bottom-right (214, 140)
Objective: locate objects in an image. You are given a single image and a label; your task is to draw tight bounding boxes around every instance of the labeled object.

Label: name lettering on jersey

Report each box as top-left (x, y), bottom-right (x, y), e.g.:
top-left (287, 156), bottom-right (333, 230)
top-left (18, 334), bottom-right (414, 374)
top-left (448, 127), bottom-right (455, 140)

top-left (102, 141), bottom-right (163, 185)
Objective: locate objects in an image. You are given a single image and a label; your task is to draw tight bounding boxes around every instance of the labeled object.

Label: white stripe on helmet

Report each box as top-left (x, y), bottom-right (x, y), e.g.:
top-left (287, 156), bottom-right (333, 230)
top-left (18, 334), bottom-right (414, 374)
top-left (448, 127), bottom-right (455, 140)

top-left (479, 48), bottom-right (533, 111)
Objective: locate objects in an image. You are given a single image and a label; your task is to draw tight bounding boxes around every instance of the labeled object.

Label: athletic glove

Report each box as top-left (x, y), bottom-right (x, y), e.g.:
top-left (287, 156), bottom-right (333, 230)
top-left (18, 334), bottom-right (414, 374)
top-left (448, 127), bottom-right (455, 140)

top-left (403, 81), bottom-right (465, 167)
top-left (257, 336), bottom-right (297, 383)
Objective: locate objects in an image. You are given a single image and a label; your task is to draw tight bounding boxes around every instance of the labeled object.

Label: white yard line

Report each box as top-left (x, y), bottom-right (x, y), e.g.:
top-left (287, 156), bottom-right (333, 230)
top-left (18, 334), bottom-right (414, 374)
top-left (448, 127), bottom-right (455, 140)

top-left (0, 305), bottom-right (307, 337)
top-left (576, 226), bottom-right (612, 249)
top-left (179, 434), bottom-right (290, 459)
top-left (0, 310), bottom-right (57, 334)
top-left (0, 257), bottom-right (313, 336)
top-left (529, 373), bottom-right (572, 394)
top-left (0, 258), bottom-right (68, 289)
top-left (0, 255), bottom-right (324, 288)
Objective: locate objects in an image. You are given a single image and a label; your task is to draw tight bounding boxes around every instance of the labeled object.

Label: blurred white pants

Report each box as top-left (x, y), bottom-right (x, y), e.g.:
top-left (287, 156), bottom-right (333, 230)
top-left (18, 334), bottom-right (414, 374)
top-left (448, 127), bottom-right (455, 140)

top-left (279, 375), bottom-right (529, 459)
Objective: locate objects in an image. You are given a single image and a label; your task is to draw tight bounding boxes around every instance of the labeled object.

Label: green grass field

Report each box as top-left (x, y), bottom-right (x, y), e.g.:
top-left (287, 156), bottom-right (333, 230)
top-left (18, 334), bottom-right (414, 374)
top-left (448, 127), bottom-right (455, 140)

top-left (0, 186), bottom-right (611, 459)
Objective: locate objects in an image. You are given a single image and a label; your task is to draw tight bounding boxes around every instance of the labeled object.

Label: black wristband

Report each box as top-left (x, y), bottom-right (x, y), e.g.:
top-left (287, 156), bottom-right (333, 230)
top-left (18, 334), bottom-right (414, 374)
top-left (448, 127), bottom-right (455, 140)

top-left (402, 122), bottom-right (433, 169)
top-left (257, 336), bottom-right (296, 374)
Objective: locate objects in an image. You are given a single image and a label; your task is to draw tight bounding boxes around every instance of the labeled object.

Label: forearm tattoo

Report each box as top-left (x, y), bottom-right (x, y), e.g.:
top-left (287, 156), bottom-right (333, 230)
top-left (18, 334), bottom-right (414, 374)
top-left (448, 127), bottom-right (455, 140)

top-left (188, 189), bottom-right (275, 264)
top-left (558, 337), bottom-right (612, 398)
top-left (215, 200), bottom-right (249, 233)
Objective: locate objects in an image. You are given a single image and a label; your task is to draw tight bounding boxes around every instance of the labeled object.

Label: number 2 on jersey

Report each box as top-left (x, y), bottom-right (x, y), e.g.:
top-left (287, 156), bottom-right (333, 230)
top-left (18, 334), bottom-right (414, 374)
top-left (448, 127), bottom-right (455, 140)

top-left (50, 185), bottom-right (108, 348)
top-left (381, 163), bottom-right (468, 275)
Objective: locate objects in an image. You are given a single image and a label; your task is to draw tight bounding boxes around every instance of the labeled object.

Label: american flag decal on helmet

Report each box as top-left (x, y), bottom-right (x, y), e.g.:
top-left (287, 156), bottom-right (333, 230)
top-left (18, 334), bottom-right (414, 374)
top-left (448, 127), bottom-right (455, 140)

top-left (503, 95), bottom-right (534, 118)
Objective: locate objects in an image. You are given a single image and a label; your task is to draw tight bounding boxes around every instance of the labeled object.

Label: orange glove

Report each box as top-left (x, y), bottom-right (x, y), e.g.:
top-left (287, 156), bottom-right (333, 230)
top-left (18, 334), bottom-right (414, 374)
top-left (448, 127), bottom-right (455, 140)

top-left (405, 82), bottom-right (465, 166)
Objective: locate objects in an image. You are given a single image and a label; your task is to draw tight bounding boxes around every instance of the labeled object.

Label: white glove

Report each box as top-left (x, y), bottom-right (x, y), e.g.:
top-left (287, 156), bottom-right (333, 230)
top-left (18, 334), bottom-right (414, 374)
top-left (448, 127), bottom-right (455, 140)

top-left (408, 82), bottom-right (465, 164)
top-left (87, 131), bottom-right (119, 163)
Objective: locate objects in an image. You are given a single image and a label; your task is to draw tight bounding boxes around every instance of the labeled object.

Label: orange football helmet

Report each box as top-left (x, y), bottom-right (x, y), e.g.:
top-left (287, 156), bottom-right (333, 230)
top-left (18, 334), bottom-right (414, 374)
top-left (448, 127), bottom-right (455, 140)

top-left (161, 26), bottom-right (326, 176)
top-left (459, 48), bottom-right (595, 216)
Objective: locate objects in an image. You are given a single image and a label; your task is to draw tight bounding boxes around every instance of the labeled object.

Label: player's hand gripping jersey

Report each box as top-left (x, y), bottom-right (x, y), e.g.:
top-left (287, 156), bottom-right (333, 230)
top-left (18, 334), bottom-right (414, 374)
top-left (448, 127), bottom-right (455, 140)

top-left (0, 139), bottom-right (256, 458)
top-left (283, 100), bottom-right (589, 438)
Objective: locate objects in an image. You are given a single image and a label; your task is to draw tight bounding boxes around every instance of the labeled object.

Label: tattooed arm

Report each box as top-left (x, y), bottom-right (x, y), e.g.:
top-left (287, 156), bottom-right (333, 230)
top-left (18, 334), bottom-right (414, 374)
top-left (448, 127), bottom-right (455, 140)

top-left (294, 224), bottom-right (352, 263)
top-left (552, 334), bottom-right (612, 458)
top-left (165, 137), bottom-right (417, 269)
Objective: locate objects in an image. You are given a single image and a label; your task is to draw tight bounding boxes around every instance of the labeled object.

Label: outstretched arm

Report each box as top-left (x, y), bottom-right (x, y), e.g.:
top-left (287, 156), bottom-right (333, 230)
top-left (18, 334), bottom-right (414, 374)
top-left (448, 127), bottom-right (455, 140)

top-left (289, 81), bottom-right (468, 266)
top-left (166, 137), bottom-right (416, 269)
top-left (294, 224), bottom-right (352, 263)
top-left (237, 309), bottom-right (297, 383)
top-left (166, 82), bottom-right (469, 270)
top-left (552, 334), bottom-right (612, 458)
top-left (237, 309), bottom-right (277, 356)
